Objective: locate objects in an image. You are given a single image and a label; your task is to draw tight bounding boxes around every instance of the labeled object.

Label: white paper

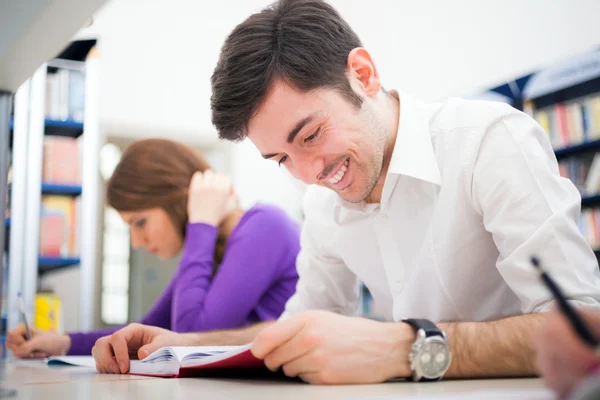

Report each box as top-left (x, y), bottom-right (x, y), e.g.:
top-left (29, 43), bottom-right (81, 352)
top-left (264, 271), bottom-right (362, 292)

top-left (47, 355), bottom-right (97, 369)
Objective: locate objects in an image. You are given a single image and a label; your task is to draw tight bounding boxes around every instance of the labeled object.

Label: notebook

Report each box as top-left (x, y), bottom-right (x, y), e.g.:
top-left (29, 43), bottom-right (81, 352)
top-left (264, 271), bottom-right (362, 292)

top-left (48, 343), bottom-right (265, 378)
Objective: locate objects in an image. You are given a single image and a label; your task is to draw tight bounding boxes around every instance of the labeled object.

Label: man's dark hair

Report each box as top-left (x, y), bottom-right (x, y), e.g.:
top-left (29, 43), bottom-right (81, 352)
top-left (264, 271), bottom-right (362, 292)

top-left (211, 0), bottom-right (363, 142)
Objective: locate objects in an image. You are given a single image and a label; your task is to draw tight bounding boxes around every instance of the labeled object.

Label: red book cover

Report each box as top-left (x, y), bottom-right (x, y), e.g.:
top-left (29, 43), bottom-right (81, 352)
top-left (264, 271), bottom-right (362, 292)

top-left (555, 104), bottom-right (570, 148)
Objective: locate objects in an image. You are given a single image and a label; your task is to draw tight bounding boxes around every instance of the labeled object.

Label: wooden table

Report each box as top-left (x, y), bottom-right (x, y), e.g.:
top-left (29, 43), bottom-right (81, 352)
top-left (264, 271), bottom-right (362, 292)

top-left (0, 360), bottom-right (552, 399)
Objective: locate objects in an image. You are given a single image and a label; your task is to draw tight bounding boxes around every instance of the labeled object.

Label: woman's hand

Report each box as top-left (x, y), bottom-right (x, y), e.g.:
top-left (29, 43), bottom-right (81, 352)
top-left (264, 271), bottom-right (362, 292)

top-left (187, 170), bottom-right (238, 226)
top-left (7, 324), bottom-right (71, 358)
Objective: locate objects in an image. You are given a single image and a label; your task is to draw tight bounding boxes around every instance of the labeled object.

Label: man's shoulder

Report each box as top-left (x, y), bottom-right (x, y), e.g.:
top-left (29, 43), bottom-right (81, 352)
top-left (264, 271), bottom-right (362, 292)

top-left (428, 97), bottom-right (523, 133)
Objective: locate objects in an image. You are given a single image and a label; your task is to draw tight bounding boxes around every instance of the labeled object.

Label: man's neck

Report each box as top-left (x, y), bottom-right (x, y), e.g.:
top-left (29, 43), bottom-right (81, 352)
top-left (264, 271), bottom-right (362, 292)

top-left (365, 90), bottom-right (400, 204)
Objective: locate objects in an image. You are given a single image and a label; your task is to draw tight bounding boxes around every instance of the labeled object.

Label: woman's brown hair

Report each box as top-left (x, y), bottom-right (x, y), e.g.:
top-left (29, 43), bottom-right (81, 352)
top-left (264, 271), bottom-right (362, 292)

top-left (106, 138), bottom-right (243, 268)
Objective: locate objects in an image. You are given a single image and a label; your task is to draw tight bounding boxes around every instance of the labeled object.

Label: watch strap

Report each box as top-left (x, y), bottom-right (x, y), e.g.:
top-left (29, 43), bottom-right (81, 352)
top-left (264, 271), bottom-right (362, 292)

top-left (403, 318), bottom-right (442, 337)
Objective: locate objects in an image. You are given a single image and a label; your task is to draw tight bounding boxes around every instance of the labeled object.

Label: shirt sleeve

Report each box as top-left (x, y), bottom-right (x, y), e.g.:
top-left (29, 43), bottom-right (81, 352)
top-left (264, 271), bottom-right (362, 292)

top-left (67, 327), bottom-right (121, 355)
top-left (281, 189), bottom-right (361, 319)
top-left (471, 109), bottom-right (600, 313)
top-left (171, 212), bottom-right (298, 331)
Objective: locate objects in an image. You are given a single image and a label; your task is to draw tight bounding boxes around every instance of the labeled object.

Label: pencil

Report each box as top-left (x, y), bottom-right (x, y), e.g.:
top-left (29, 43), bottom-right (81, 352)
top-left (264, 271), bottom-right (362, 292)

top-left (17, 292), bottom-right (31, 341)
top-left (531, 256), bottom-right (598, 347)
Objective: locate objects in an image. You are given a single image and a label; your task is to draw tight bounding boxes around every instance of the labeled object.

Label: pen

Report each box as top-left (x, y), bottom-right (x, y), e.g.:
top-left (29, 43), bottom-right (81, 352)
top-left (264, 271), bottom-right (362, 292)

top-left (530, 256), bottom-right (599, 348)
top-left (17, 291), bottom-right (31, 341)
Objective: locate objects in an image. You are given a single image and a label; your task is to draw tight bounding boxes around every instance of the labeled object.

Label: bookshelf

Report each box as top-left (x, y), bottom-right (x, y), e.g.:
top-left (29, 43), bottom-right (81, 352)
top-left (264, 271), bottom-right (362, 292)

top-left (554, 139), bottom-right (600, 160)
top-left (582, 194), bottom-right (600, 208)
top-left (9, 118), bottom-right (84, 138)
top-left (5, 39), bottom-right (102, 332)
top-left (38, 257), bottom-right (82, 271)
top-left (476, 47), bottom-right (600, 256)
top-left (40, 183), bottom-right (83, 196)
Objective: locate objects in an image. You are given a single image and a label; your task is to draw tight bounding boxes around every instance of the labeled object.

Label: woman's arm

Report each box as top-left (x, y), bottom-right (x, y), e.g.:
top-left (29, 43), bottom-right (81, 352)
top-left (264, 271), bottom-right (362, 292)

top-left (171, 209), bottom-right (299, 332)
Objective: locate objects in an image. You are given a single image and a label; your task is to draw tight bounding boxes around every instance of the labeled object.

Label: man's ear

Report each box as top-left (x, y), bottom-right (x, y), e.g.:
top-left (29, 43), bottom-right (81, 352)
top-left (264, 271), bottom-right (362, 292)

top-left (347, 47), bottom-right (381, 97)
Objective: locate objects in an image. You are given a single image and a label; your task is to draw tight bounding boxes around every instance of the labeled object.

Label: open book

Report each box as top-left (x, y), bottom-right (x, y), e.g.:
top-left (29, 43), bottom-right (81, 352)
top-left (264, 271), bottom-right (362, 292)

top-left (48, 343), bottom-right (265, 378)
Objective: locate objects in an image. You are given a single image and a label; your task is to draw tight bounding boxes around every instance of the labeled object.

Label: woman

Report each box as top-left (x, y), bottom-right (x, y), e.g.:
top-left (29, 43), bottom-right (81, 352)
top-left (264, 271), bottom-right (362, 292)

top-left (7, 138), bottom-right (300, 357)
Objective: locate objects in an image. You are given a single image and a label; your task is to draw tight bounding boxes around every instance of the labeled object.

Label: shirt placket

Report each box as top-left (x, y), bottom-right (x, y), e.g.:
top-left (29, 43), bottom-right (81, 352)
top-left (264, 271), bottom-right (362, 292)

top-left (373, 210), bottom-right (405, 296)
top-left (374, 174), bottom-right (405, 299)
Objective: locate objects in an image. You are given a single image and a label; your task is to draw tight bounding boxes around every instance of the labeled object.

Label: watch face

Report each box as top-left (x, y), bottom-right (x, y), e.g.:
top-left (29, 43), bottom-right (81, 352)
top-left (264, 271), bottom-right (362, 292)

top-left (418, 337), bottom-right (452, 379)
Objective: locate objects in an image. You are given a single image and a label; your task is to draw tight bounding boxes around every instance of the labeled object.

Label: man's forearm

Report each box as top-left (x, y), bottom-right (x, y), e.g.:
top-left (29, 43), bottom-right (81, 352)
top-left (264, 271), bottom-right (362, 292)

top-left (181, 321), bottom-right (275, 346)
top-left (439, 313), bottom-right (544, 378)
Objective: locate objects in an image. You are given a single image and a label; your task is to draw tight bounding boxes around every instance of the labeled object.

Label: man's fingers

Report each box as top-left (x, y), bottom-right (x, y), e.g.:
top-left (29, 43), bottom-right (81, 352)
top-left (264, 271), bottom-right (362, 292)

top-left (298, 372), bottom-right (331, 385)
top-left (109, 333), bottom-right (131, 374)
top-left (262, 325), bottom-right (314, 371)
top-left (252, 315), bottom-right (306, 359)
top-left (99, 324), bottom-right (155, 374)
top-left (92, 337), bottom-right (120, 374)
top-left (138, 341), bottom-right (161, 360)
top-left (279, 351), bottom-right (322, 378)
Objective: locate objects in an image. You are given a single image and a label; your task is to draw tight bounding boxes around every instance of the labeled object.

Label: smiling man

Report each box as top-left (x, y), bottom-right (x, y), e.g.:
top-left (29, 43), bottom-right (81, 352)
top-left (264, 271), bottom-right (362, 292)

top-left (92, 0), bottom-right (600, 384)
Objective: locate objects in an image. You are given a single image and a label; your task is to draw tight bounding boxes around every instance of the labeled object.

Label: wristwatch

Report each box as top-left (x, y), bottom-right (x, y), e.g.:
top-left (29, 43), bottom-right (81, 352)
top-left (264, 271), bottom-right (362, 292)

top-left (403, 319), bottom-right (452, 382)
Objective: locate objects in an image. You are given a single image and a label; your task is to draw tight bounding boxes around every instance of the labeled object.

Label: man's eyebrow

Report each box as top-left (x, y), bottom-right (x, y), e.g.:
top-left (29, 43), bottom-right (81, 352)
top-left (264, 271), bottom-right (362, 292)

top-left (287, 114), bottom-right (317, 144)
top-left (260, 113), bottom-right (318, 159)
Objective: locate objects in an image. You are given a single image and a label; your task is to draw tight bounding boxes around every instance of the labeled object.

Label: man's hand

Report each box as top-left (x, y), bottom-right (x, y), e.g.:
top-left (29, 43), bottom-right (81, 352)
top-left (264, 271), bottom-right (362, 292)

top-left (535, 308), bottom-right (600, 397)
top-left (92, 323), bottom-right (191, 374)
top-left (251, 310), bottom-right (414, 384)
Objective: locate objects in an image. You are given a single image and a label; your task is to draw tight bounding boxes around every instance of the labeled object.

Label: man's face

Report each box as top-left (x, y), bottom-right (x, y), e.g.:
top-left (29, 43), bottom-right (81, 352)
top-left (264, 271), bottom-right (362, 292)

top-left (247, 80), bottom-right (387, 203)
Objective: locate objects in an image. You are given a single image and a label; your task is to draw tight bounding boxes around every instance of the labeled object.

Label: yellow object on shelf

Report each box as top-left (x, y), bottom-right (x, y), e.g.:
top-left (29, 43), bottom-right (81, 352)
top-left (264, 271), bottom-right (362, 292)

top-left (34, 292), bottom-right (62, 333)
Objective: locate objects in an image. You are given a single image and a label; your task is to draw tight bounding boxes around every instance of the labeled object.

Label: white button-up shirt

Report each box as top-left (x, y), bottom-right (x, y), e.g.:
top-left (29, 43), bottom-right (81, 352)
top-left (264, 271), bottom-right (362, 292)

top-left (283, 92), bottom-right (600, 323)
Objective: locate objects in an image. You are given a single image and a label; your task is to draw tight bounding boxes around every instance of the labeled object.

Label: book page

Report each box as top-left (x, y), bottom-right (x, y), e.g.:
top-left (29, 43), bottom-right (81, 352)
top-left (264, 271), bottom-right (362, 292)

top-left (47, 356), bottom-right (97, 368)
top-left (129, 358), bottom-right (180, 376)
top-left (128, 345), bottom-right (250, 376)
top-left (140, 347), bottom-right (179, 363)
top-left (180, 343), bottom-right (254, 367)
top-left (171, 345), bottom-right (250, 363)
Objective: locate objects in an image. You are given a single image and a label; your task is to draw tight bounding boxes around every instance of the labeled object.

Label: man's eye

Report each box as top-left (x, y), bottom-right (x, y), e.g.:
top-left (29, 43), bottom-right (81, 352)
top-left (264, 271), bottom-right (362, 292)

top-left (278, 155), bottom-right (288, 166)
top-left (305, 127), bottom-right (321, 143)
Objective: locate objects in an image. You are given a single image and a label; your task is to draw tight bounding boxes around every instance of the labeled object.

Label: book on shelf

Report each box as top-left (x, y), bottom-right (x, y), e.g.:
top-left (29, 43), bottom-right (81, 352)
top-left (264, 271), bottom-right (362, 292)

top-left (42, 137), bottom-right (81, 185)
top-left (48, 344), bottom-right (267, 378)
top-left (585, 154), bottom-right (600, 195)
top-left (42, 196), bottom-right (79, 256)
top-left (45, 67), bottom-right (85, 122)
top-left (39, 209), bottom-right (66, 257)
top-left (533, 95), bottom-right (600, 150)
top-left (557, 153), bottom-right (600, 196)
top-left (580, 208), bottom-right (600, 251)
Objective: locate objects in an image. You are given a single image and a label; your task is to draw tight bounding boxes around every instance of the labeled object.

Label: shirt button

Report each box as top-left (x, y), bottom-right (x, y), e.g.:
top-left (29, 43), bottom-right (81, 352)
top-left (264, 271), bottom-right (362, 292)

top-left (379, 213), bottom-right (388, 222)
top-left (393, 281), bottom-right (404, 292)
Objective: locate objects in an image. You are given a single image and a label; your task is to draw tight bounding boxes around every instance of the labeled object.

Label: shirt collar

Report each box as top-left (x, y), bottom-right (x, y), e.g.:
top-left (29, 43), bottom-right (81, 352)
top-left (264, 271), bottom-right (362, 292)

top-left (333, 91), bottom-right (441, 216)
top-left (387, 91), bottom-right (441, 185)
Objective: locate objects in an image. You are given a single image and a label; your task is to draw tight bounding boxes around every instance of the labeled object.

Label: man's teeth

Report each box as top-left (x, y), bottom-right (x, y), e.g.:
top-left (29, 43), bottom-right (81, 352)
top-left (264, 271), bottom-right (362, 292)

top-left (328, 160), bottom-right (349, 185)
